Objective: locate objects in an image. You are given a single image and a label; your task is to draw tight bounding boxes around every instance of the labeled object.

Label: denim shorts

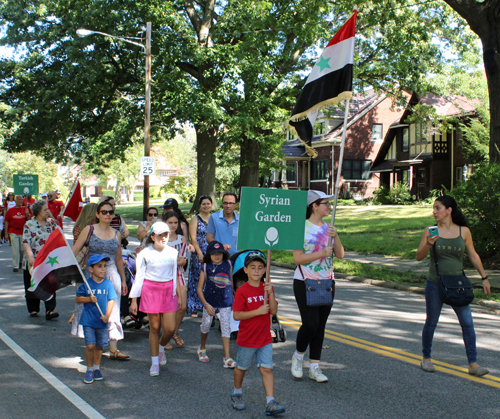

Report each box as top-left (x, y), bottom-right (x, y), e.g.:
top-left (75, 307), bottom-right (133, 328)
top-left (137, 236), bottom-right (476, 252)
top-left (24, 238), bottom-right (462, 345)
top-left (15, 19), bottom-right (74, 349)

top-left (83, 326), bottom-right (109, 348)
top-left (236, 343), bottom-right (273, 370)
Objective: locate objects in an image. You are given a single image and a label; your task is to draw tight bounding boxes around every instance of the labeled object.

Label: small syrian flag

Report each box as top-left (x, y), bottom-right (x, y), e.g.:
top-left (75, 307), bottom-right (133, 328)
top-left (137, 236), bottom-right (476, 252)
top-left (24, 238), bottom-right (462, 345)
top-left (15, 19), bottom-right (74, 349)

top-left (289, 9), bottom-right (357, 157)
top-left (61, 179), bottom-right (84, 222)
top-left (29, 227), bottom-right (81, 300)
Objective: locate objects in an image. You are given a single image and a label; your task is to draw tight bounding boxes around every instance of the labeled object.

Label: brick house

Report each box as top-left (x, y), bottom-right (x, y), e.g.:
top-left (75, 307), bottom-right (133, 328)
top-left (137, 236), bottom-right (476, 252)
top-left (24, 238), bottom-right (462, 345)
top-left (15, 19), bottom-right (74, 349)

top-left (371, 92), bottom-right (477, 199)
top-left (280, 90), bottom-right (408, 198)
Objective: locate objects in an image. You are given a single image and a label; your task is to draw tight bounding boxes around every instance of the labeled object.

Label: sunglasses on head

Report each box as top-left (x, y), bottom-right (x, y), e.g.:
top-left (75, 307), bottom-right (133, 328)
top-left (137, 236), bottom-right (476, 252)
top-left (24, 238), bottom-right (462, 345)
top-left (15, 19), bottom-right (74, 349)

top-left (100, 209), bottom-right (114, 215)
top-left (148, 212), bottom-right (158, 217)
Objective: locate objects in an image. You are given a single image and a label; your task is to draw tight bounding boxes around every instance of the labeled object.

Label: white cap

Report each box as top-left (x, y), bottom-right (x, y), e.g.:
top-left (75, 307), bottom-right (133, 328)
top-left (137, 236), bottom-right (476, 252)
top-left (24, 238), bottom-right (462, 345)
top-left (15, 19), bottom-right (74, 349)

top-left (150, 221), bottom-right (170, 235)
top-left (307, 190), bottom-right (334, 206)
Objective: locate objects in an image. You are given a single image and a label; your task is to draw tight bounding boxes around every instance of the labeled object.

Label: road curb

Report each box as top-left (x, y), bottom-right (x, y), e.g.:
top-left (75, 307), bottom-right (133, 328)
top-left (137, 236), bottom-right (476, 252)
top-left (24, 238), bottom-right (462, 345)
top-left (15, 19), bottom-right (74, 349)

top-left (271, 261), bottom-right (500, 311)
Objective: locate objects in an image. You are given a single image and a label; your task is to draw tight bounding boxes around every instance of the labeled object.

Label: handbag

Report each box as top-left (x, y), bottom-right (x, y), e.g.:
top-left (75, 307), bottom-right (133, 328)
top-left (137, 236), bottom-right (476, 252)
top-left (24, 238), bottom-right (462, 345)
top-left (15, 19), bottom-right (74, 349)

top-left (75, 225), bottom-right (94, 273)
top-left (298, 266), bottom-right (334, 307)
top-left (431, 244), bottom-right (474, 307)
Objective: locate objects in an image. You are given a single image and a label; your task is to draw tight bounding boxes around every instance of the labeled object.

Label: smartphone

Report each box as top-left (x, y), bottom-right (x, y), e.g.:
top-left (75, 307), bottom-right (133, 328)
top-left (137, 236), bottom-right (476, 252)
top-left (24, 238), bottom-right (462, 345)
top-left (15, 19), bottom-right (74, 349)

top-left (429, 226), bottom-right (439, 238)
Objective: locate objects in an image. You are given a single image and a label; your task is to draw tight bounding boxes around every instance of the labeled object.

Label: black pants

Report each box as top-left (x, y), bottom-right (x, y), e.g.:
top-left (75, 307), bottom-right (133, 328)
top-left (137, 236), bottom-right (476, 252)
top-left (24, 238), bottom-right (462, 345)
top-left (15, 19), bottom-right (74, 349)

top-left (23, 269), bottom-right (56, 314)
top-left (293, 279), bottom-right (334, 361)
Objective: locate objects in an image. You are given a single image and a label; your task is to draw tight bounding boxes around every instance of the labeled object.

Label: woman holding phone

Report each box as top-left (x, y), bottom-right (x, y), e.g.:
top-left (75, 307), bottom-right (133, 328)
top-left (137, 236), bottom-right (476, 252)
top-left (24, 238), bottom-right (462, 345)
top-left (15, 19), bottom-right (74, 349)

top-left (416, 195), bottom-right (490, 376)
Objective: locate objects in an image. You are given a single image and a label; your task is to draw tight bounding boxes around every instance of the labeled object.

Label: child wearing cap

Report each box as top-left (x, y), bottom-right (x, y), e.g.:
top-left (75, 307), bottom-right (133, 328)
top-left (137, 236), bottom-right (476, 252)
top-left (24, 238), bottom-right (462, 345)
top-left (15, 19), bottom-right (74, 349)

top-left (75, 254), bottom-right (117, 384)
top-left (231, 251), bottom-right (285, 416)
top-left (129, 221), bottom-right (179, 377)
top-left (196, 240), bottom-right (235, 367)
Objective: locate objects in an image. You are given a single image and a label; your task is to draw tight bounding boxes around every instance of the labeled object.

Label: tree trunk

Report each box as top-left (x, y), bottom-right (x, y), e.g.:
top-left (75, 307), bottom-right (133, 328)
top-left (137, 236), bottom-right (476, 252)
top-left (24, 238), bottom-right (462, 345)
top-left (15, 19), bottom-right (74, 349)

top-left (443, 0), bottom-right (500, 162)
top-left (190, 124), bottom-right (218, 213)
top-left (239, 136), bottom-right (261, 188)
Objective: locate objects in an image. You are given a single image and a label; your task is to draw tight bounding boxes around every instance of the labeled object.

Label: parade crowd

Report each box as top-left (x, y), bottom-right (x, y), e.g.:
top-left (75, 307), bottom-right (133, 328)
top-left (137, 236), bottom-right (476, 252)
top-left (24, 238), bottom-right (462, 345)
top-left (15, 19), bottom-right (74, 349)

top-left (1, 188), bottom-right (492, 416)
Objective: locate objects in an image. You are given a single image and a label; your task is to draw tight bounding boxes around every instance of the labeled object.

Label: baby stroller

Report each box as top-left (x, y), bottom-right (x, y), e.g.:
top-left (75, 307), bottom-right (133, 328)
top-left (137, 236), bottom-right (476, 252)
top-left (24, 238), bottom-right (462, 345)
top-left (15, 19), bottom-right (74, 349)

top-left (121, 250), bottom-right (148, 329)
top-left (229, 250), bottom-right (287, 343)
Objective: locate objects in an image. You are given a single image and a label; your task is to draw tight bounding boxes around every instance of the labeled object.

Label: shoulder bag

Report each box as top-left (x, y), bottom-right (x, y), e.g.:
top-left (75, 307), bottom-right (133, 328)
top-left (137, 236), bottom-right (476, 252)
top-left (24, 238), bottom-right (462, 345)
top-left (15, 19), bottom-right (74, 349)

top-left (431, 243), bottom-right (473, 307)
top-left (298, 266), bottom-right (334, 307)
top-left (76, 225), bottom-right (94, 273)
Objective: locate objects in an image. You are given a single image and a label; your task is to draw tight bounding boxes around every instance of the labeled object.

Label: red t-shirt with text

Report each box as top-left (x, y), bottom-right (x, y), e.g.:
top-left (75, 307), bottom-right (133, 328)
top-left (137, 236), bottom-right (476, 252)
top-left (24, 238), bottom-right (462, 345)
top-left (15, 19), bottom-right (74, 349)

top-left (47, 200), bottom-right (64, 227)
top-left (5, 207), bottom-right (28, 235)
top-left (233, 282), bottom-right (273, 348)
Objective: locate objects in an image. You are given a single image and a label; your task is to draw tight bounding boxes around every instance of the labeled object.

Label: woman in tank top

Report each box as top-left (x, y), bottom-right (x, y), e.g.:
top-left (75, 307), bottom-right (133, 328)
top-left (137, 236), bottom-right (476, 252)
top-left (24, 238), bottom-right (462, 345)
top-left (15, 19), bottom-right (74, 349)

top-left (416, 195), bottom-right (490, 376)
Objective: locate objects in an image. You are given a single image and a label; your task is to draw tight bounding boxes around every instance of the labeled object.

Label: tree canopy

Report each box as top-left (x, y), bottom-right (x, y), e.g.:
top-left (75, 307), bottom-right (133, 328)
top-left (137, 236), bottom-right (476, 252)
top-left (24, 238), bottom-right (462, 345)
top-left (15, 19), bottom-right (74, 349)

top-left (0, 0), bottom-right (488, 210)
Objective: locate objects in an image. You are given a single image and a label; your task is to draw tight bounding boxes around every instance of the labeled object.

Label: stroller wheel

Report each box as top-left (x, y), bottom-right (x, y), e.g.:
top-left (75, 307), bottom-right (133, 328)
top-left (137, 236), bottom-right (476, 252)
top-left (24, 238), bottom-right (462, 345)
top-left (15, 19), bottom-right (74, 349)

top-left (279, 328), bottom-right (287, 343)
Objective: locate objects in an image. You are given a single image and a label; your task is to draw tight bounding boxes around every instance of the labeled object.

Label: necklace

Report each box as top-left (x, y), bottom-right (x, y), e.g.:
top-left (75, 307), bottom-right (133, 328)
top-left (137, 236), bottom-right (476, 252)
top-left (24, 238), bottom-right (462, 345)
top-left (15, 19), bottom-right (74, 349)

top-left (211, 262), bottom-right (221, 275)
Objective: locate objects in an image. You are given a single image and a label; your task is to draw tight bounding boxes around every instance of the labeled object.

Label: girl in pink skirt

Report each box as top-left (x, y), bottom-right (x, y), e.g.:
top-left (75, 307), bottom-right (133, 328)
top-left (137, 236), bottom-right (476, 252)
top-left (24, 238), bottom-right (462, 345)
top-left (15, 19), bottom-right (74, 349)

top-left (130, 222), bottom-right (179, 377)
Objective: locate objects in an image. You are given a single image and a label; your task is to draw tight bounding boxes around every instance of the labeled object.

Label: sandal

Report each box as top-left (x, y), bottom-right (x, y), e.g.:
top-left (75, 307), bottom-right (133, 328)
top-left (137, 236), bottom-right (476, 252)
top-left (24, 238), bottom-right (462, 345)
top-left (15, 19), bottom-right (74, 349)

top-left (223, 357), bottom-right (237, 369)
top-left (109, 350), bottom-right (130, 360)
top-left (173, 333), bottom-right (184, 347)
top-left (68, 313), bottom-right (74, 323)
top-left (197, 347), bottom-right (209, 362)
top-left (165, 342), bottom-right (173, 350)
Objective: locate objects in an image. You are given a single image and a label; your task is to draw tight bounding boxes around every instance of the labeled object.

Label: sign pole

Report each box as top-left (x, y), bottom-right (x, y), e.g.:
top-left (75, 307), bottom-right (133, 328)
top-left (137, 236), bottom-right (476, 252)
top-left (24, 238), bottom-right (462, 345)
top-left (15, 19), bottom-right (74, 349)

top-left (329, 98), bottom-right (351, 247)
top-left (264, 250), bottom-right (272, 305)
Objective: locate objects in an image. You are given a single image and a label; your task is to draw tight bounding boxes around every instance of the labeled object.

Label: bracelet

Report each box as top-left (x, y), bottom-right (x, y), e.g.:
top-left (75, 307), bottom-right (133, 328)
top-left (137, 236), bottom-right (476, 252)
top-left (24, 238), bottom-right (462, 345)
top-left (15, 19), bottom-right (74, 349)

top-left (204, 302), bottom-right (209, 307)
top-left (481, 276), bottom-right (488, 281)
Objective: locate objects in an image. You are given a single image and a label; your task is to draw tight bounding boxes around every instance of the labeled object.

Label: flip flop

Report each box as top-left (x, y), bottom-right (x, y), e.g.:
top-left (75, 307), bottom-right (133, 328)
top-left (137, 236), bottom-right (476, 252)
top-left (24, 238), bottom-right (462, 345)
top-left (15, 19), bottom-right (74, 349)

top-left (165, 342), bottom-right (173, 350)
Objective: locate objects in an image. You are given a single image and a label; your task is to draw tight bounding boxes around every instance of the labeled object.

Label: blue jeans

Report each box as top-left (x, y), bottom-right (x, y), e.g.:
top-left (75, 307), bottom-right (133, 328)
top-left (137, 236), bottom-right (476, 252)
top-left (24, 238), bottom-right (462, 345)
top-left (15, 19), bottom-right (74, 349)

top-left (422, 281), bottom-right (477, 363)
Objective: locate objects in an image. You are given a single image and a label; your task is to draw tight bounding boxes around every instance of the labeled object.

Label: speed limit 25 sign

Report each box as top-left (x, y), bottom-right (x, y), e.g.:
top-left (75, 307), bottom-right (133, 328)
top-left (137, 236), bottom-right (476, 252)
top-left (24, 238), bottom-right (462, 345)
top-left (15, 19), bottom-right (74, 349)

top-left (140, 156), bottom-right (156, 176)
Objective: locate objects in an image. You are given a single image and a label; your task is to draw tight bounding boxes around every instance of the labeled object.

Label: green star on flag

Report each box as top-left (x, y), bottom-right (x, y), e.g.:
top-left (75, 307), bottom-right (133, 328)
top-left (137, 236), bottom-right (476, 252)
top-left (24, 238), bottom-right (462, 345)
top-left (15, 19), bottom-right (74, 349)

top-left (316, 55), bottom-right (331, 72)
top-left (46, 256), bottom-right (59, 267)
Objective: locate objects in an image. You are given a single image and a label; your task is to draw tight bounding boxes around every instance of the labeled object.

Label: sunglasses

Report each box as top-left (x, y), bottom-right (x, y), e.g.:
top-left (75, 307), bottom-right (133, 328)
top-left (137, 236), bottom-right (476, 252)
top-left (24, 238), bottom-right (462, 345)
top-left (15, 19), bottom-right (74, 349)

top-left (99, 209), bottom-right (115, 215)
top-left (148, 213), bottom-right (158, 217)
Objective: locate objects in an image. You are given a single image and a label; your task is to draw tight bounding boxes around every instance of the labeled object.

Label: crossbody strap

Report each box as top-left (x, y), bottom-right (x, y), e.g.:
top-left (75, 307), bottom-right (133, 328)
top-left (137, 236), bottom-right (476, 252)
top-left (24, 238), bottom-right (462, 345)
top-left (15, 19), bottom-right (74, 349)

top-left (431, 243), bottom-right (440, 277)
top-left (298, 265), bottom-right (305, 280)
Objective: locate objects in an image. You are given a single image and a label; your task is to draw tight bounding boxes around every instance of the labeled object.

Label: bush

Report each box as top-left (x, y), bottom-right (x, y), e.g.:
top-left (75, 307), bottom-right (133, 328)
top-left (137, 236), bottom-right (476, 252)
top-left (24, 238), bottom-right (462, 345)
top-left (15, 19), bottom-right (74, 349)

top-left (149, 186), bottom-right (162, 198)
top-left (373, 185), bottom-right (390, 205)
top-left (389, 182), bottom-right (412, 205)
top-left (450, 163), bottom-right (500, 265)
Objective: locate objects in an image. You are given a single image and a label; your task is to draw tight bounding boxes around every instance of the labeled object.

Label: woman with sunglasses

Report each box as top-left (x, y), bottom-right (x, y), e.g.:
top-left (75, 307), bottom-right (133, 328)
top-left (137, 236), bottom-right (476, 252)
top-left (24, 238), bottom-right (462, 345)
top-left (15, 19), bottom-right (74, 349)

top-left (187, 195), bottom-right (213, 316)
top-left (291, 190), bottom-right (344, 383)
top-left (137, 207), bottom-right (159, 247)
top-left (73, 201), bottom-right (130, 360)
top-left (3, 192), bottom-right (16, 211)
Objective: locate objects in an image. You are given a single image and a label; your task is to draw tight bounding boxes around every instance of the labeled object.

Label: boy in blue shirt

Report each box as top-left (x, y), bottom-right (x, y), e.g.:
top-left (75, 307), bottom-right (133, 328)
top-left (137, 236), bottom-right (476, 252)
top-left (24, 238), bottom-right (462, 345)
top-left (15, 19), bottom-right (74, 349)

top-left (76, 254), bottom-right (117, 384)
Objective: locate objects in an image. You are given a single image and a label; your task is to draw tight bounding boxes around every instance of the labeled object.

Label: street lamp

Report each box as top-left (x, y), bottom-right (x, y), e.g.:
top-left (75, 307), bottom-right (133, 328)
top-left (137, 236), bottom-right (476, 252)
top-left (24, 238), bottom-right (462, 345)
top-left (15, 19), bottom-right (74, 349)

top-left (77, 23), bottom-right (152, 221)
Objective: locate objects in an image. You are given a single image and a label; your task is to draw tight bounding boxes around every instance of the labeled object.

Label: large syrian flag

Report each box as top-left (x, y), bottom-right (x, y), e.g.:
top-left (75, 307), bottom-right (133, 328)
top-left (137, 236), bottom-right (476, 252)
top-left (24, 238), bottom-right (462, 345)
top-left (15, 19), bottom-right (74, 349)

top-left (29, 227), bottom-right (81, 300)
top-left (61, 179), bottom-right (84, 222)
top-left (289, 10), bottom-right (357, 157)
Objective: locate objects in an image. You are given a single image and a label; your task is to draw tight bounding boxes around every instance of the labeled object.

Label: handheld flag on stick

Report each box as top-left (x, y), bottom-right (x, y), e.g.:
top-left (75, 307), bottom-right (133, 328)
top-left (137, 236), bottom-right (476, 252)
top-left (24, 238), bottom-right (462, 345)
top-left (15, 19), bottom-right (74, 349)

top-left (288, 9), bottom-right (357, 157)
top-left (61, 179), bottom-right (84, 222)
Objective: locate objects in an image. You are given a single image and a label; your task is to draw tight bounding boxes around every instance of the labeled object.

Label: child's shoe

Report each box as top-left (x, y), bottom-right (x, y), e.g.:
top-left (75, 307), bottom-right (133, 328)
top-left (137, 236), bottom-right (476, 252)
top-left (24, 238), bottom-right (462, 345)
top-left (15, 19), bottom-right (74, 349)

top-left (223, 357), bottom-right (236, 368)
top-left (265, 400), bottom-right (285, 416)
top-left (150, 364), bottom-right (160, 376)
top-left (93, 370), bottom-right (103, 381)
top-left (83, 370), bottom-right (94, 384)
top-left (159, 350), bottom-right (167, 366)
top-left (197, 347), bottom-right (209, 362)
top-left (231, 393), bottom-right (246, 411)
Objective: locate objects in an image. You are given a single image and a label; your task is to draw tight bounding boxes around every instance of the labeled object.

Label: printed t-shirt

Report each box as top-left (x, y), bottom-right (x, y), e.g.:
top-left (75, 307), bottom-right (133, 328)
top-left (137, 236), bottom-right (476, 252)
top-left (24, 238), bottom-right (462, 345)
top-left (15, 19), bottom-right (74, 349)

top-left (5, 206), bottom-right (28, 235)
top-left (233, 281), bottom-right (273, 348)
top-left (293, 220), bottom-right (334, 280)
top-left (77, 278), bottom-right (117, 329)
top-left (203, 260), bottom-right (233, 308)
top-left (47, 200), bottom-right (64, 227)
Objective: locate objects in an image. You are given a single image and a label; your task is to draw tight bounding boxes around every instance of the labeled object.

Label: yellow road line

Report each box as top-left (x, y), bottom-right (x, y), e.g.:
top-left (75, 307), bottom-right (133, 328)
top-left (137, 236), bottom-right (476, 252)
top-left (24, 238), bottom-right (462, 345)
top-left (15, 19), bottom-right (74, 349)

top-left (278, 316), bottom-right (500, 388)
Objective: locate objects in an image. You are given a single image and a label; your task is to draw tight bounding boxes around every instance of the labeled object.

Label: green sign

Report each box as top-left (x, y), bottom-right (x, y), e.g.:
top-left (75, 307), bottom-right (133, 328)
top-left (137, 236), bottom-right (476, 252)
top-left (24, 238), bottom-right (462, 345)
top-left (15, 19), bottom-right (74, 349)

top-left (237, 187), bottom-right (308, 251)
top-left (13, 174), bottom-right (39, 195)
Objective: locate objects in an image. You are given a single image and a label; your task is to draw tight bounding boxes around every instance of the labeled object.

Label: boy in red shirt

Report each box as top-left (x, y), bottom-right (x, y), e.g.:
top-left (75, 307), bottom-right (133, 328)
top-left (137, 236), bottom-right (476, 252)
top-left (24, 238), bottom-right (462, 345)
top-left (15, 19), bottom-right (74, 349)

top-left (231, 251), bottom-right (285, 416)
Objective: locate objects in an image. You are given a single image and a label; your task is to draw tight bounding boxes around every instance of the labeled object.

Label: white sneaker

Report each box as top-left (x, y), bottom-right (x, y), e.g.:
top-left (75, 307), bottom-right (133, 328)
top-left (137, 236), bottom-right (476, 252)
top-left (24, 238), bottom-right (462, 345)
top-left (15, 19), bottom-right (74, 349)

top-left (291, 354), bottom-right (303, 379)
top-left (158, 350), bottom-right (167, 366)
top-left (150, 364), bottom-right (160, 376)
top-left (309, 366), bottom-right (328, 383)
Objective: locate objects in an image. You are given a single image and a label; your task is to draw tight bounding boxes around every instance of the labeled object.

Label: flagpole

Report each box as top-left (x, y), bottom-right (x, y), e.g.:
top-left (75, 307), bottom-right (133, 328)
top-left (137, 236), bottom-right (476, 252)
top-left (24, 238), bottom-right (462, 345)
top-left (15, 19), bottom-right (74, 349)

top-left (329, 98), bottom-right (351, 247)
top-left (59, 175), bottom-right (80, 219)
top-left (58, 226), bottom-right (105, 317)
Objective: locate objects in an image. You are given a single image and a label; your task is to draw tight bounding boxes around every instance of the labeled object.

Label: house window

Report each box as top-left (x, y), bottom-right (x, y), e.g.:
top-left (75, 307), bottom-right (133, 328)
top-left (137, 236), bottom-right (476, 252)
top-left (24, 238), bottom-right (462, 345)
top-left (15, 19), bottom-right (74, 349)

top-left (343, 160), bottom-right (372, 180)
top-left (416, 121), bottom-right (427, 143)
top-left (313, 121), bottom-right (325, 136)
top-left (372, 124), bottom-right (383, 141)
top-left (402, 169), bottom-right (410, 184)
top-left (433, 132), bottom-right (448, 154)
top-left (311, 160), bottom-right (328, 180)
top-left (455, 127), bottom-right (463, 147)
top-left (286, 163), bottom-right (296, 182)
top-left (402, 128), bottom-right (409, 152)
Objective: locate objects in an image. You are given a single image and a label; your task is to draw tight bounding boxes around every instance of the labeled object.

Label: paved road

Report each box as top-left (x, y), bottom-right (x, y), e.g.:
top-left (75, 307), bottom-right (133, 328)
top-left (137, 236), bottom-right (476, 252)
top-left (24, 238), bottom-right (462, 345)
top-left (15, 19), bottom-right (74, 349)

top-left (1, 230), bottom-right (500, 418)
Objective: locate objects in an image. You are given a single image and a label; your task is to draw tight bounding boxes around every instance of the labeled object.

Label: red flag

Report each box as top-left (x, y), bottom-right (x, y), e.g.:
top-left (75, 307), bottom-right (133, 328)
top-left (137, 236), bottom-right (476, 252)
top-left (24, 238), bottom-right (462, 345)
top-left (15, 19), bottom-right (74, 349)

top-left (62, 180), bottom-right (84, 221)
